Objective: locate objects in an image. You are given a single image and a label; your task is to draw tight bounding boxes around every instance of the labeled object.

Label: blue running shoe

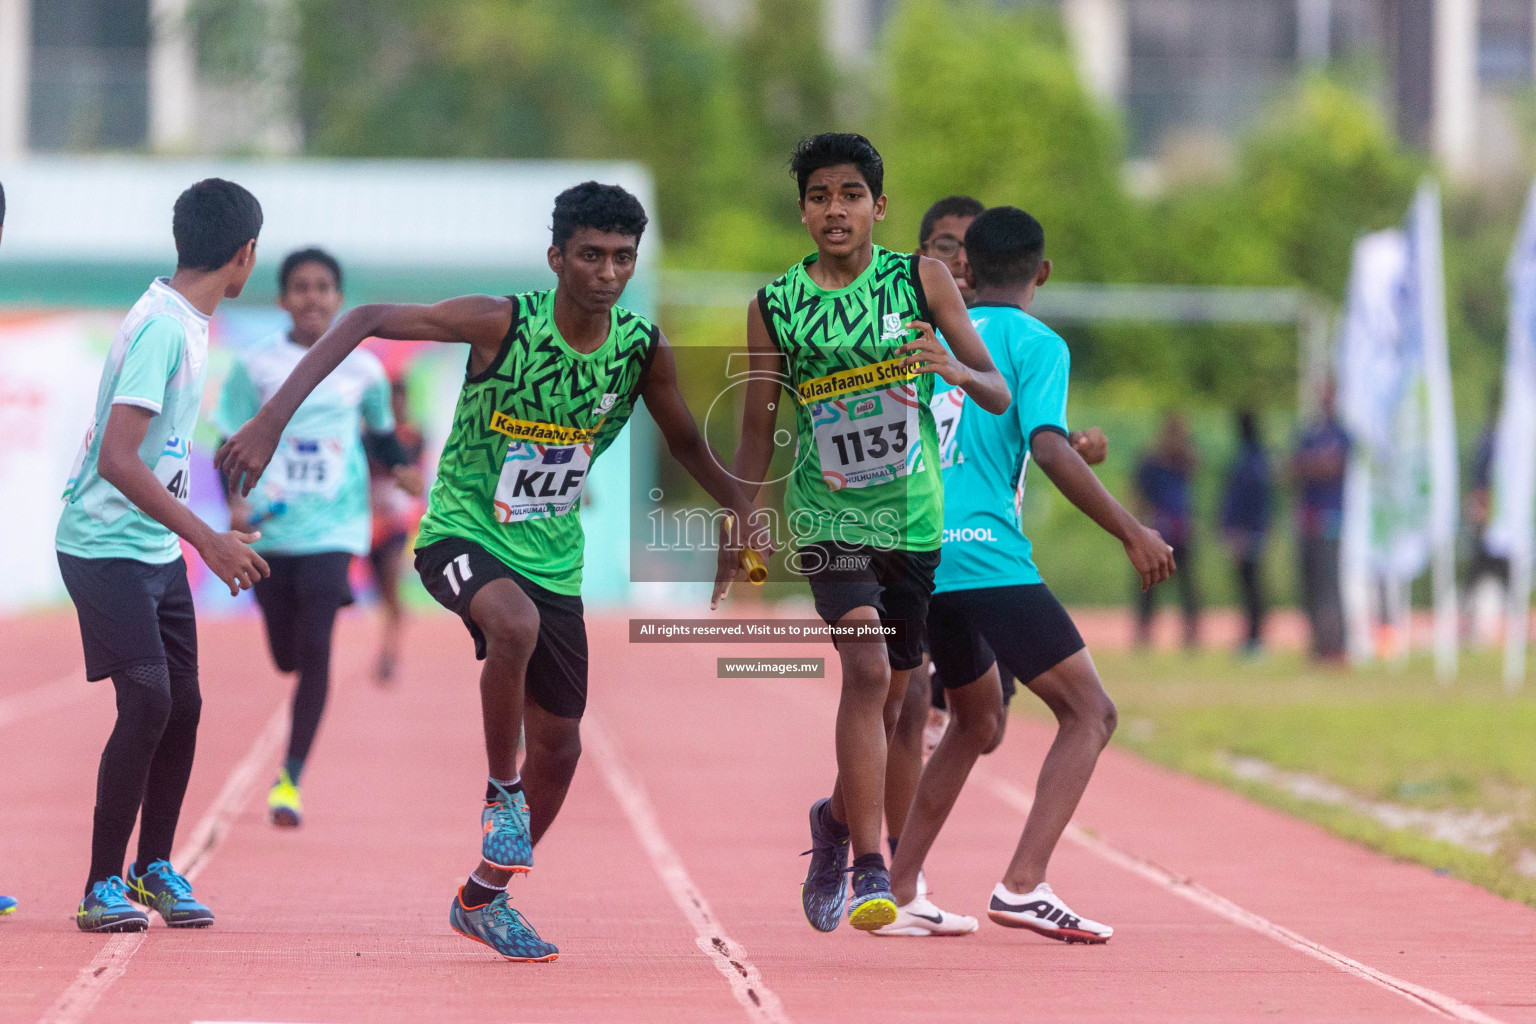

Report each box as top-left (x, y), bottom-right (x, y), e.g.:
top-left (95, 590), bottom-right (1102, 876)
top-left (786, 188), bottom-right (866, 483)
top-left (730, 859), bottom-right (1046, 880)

top-left (449, 888), bottom-right (558, 962)
top-left (126, 860), bottom-right (214, 928)
top-left (0, 894), bottom-right (16, 916)
top-left (847, 860), bottom-right (898, 931)
top-left (77, 877), bottom-right (148, 932)
top-left (481, 780), bottom-right (532, 872)
top-left (800, 796), bottom-right (849, 932)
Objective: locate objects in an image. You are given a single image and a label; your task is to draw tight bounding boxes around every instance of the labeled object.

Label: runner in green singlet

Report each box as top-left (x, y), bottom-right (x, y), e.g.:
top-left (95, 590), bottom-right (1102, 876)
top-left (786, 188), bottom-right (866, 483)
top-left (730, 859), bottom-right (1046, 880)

top-left (723, 134), bottom-right (1011, 933)
top-left (218, 182), bottom-right (768, 962)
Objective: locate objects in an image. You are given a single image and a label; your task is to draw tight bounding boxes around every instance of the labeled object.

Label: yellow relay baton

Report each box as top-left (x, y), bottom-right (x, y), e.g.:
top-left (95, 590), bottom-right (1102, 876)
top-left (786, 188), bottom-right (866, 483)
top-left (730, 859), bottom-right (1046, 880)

top-left (726, 515), bottom-right (768, 585)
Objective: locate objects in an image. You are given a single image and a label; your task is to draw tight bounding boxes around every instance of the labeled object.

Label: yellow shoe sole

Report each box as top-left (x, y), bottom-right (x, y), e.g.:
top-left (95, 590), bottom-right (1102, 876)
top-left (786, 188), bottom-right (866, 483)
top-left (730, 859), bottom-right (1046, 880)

top-left (847, 897), bottom-right (898, 931)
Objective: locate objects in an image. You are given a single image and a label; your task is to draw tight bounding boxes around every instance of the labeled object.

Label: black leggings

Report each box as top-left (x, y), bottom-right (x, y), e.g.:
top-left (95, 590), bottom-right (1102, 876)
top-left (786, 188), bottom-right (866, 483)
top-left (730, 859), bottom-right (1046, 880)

top-left (1235, 557), bottom-right (1266, 644)
top-left (89, 662), bottom-right (202, 892)
top-left (253, 552), bottom-right (353, 777)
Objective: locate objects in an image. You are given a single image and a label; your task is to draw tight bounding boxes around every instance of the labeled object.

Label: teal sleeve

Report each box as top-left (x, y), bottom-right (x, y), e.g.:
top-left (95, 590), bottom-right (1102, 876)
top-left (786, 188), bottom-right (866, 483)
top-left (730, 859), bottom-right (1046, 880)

top-left (211, 359), bottom-right (260, 437)
top-left (360, 371), bottom-right (395, 433)
top-left (112, 316), bottom-right (184, 413)
top-left (1019, 340), bottom-right (1070, 440)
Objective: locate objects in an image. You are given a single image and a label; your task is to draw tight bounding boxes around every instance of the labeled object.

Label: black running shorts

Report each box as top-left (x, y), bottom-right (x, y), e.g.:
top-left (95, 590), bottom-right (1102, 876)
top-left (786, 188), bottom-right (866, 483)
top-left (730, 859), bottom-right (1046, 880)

top-left (57, 553), bottom-right (198, 683)
top-left (927, 583), bottom-right (1085, 692)
top-left (254, 551), bottom-right (354, 614)
top-left (415, 536), bottom-right (589, 719)
top-left (252, 551), bottom-right (355, 673)
top-left (796, 541), bottom-right (939, 671)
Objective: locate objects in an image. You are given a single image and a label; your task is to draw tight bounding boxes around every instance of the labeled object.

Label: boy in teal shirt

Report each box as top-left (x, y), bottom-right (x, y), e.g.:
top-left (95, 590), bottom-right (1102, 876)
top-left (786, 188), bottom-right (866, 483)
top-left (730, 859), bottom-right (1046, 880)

top-left (878, 207), bottom-right (1174, 942)
top-left (215, 248), bottom-right (421, 828)
top-left (56, 179), bottom-right (268, 932)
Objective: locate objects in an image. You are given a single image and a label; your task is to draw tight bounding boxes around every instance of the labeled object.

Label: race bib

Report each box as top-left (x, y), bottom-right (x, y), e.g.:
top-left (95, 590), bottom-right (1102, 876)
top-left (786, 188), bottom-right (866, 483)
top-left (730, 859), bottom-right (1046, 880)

top-left (929, 388), bottom-right (967, 470)
top-left (811, 384), bottom-right (922, 491)
top-left (271, 436), bottom-right (345, 499)
top-left (153, 435), bottom-right (192, 503)
top-left (494, 441), bottom-right (593, 522)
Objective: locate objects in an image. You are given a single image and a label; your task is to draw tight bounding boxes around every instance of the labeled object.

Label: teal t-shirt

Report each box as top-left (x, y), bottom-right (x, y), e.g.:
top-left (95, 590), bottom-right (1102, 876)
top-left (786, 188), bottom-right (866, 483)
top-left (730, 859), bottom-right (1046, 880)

top-left (932, 304), bottom-right (1070, 593)
top-left (57, 279), bottom-right (211, 563)
top-left (212, 332), bottom-right (393, 556)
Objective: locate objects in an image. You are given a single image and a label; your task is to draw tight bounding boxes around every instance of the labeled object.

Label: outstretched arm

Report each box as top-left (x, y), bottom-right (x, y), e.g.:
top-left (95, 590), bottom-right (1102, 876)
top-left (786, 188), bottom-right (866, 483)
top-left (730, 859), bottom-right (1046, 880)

top-left (640, 334), bottom-right (773, 607)
top-left (730, 297), bottom-right (784, 505)
top-left (1031, 429), bottom-right (1175, 592)
top-left (216, 295), bottom-right (510, 495)
top-left (898, 256), bottom-right (1011, 414)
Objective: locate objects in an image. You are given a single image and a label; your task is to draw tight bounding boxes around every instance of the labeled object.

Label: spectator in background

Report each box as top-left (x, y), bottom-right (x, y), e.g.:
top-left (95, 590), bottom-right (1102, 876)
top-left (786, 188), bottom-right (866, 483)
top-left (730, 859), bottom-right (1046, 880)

top-left (1133, 412), bottom-right (1200, 649)
top-left (366, 379), bottom-right (425, 684)
top-left (1291, 381), bottom-right (1351, 662)
top-left (1221, 410), bottom-right (1272, 657)
top-left (1464, 392), bottom-right (1508, 648)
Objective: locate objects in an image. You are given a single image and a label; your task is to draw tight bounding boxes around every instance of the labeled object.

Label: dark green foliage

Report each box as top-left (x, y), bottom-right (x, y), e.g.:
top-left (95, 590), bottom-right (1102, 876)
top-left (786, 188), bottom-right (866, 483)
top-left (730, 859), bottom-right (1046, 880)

top-left (222, 0), bottom-right (1507, 410)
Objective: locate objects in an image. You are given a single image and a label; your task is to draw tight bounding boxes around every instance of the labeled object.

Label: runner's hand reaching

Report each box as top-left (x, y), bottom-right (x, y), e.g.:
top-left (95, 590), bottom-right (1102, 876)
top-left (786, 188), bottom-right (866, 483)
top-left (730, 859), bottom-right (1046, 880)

top-left (712, 510), bottom-right (774, 610)
top-left (1071, 427), bottom-right (1108, 466)
top-left (897, 321), bottom-right (972, 388)
top-left (197, 529), bottom-right (270, 597)
top-left (216, 415), bottom-right (283, 497)
top-left (1124, 523), bottom-right (1175, 593)
top-left (1029, 429), bottom-right (1174, 594)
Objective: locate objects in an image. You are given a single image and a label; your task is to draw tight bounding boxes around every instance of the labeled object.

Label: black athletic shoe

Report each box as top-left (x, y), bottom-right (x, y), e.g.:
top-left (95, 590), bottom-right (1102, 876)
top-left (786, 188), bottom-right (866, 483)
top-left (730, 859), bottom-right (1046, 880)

top-left (76, 877), bottom-right (148, 933)
top-left (126, 859), bottom-right (214, 928)
top-left (800, 797), bottom-right (849, 932)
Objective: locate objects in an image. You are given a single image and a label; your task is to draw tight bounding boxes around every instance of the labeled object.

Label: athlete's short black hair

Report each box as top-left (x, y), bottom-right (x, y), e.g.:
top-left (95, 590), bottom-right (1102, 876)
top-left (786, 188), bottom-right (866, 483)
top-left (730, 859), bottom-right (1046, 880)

top-left (279, 247), bottom-right (342, 294)
top-left (173, 178), bottom-right (263, 272)
top-left (0, 180), bottom-right (6, 228)
top-left (790, 133), bottom-right (884, 200)
top-left (964, 206), bottom-right (1045, 289)
top-left (551, 181), bottom-right (648, 250)
top-left (919, 195), bottom-right (984, 247)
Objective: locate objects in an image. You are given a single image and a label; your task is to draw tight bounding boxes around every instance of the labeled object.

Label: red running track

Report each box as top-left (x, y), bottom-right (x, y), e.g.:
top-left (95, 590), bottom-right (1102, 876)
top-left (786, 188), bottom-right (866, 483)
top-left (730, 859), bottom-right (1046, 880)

top-left (1, 608), bottom-right (1533, 1024)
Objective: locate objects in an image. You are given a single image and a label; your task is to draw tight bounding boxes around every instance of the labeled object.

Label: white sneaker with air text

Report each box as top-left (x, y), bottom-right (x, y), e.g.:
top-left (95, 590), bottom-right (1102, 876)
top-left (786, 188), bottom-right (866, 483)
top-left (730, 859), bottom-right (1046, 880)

top-left (986, 882), bottom-right (1112, 944)
top-left (870, 894), bottom-right (978, 937)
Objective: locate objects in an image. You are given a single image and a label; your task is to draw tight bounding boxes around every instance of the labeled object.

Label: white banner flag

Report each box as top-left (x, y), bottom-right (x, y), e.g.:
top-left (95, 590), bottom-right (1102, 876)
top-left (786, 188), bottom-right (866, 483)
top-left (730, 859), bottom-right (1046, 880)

top-left (1489, 179), bottom-right (1536, 688)
top-left (1338, 229), bottom-right (1410, 662)
top-left (1408, 182), bottom-right (1460, 681)
top-left (1335, 181), bottom-right (1459, 678)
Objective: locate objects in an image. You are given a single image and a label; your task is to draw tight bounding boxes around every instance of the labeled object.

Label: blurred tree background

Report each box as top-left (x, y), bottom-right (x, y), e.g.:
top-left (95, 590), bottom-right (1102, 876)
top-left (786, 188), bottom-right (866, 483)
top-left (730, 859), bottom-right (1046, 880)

top-left (194, 0), bottom-right (1536, 606)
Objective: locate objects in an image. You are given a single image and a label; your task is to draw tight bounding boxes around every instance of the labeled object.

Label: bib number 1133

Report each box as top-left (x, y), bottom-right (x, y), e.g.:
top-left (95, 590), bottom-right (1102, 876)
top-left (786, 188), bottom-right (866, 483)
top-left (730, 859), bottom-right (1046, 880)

top-left (813, 384), bottom-right (922, 491)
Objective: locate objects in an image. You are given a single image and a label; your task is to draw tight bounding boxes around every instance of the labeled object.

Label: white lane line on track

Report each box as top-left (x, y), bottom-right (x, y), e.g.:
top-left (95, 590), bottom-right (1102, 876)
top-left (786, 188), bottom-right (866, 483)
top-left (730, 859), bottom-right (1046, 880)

top-left (35, 701), bottom-right (289, 1024)
top-left (585, 715), bottom-right (793, 1024)
top-left (973, 768), bottom-right (1509, 1024)
top-left (0, 671), bottom-right (91, 730)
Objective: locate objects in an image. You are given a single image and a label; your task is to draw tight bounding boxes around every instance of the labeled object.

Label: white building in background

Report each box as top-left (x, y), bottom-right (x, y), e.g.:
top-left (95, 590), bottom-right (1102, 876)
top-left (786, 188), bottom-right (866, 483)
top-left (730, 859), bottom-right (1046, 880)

top-left (695, 0), bottom-right (1536, 182)
top-left (0, 0), bottom-right (298, 159)
top-left (5, 0), bottom-right (1536, 180)
top-left (1064, 0), bottom-right (1510, 181)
